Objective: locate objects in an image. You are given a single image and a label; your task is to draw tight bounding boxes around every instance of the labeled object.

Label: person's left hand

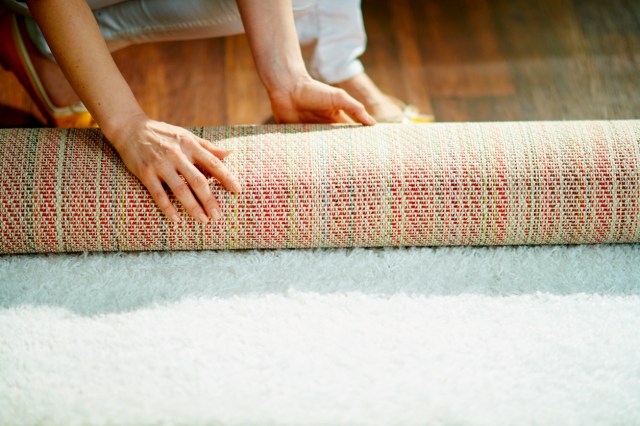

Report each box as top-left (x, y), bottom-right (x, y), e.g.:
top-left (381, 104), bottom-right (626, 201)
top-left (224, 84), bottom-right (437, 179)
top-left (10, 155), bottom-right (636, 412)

top-left (268, 76), bottom-right (376, 125)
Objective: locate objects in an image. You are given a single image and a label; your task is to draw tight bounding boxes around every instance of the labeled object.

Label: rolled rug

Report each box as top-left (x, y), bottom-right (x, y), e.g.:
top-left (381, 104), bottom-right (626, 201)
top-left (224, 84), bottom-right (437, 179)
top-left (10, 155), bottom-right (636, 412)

top-left (1, 121), bottom-right (639, 254)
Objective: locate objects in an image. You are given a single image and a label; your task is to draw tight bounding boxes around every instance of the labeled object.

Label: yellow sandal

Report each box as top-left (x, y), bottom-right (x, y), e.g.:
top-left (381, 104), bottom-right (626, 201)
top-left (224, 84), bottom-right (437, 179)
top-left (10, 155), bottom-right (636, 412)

top-left (375, 96), bottom-right (435, 124)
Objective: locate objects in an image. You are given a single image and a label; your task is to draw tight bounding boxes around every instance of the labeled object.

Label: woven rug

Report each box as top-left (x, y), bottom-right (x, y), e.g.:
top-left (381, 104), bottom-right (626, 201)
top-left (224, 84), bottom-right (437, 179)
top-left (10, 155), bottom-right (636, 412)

top-left (1, 121), bottom-right (639, 254)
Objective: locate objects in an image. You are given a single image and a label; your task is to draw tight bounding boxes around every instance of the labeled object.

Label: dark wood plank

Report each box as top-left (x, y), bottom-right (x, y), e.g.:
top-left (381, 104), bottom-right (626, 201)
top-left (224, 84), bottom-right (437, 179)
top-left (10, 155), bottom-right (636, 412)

top-left (1, 0), bottom-right (639, 127)
top-left (223, 35), bottom-right (272, 125)
top-left (0, 69), bottom-right (43, 127)
top-left (153, 39), bottom-right (227, 126)
top-left (491, 0), bottom-right (640, 120)
top-left (572, 0), bottom-right (640, 119)
top-left (431, 96), bottom-right (522, 122)
top-left (414, 0), bottom-right (515, 98)
top-left (387, 0), bottom-right (434, 116)
top-left (113, 42), bottom-right (166, 122)
top-left (360, 0), bottom-right (408, 104)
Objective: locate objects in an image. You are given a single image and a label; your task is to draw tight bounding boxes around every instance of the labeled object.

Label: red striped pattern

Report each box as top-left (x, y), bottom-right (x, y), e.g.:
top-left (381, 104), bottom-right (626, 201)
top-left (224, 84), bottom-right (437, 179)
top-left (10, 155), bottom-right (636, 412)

top-left (1, 122), bottom-right (639, 254)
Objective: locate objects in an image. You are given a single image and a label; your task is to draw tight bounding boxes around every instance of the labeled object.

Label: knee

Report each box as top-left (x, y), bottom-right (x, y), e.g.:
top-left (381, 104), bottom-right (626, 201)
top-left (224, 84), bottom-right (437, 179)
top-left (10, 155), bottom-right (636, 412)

top-left (292, 0), bottom-right (316, 17)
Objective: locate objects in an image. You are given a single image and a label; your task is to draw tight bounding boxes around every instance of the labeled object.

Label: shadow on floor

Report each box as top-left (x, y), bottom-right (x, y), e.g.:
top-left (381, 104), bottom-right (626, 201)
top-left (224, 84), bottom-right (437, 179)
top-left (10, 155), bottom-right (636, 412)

top-left (1, 244), bottom-right (639, 316)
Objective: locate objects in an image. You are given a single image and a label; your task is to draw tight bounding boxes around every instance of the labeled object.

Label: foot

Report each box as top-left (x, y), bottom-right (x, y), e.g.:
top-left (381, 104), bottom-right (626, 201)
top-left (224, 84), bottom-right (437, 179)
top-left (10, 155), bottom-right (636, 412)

top-left (334, 72), bottom-right (404, 120)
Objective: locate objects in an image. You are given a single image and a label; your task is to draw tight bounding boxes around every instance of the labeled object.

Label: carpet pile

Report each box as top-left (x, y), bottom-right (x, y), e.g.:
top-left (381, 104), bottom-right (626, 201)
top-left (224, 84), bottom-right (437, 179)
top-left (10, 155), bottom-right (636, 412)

top-left (1, 245), bottom-right (639, 425)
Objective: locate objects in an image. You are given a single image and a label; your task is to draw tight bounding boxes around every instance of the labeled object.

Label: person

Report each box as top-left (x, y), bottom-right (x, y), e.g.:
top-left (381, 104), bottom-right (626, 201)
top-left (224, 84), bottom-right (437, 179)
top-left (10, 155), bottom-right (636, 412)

top-left (0, 0), bottom-right (430, 224)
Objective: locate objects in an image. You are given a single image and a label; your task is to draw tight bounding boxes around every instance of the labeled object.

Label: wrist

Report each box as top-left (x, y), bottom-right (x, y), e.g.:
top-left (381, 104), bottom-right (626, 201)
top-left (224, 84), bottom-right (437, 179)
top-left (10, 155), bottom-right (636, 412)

top-left (100, 109), bottom-right (148, 151)
top-left (256, 47), bottom-right (310, 97)
top-left (266, 71), bottom-right (313, 102)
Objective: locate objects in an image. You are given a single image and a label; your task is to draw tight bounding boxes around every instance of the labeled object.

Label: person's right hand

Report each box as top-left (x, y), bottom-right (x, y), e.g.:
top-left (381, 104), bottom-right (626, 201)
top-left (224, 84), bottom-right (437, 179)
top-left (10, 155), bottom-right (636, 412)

top-left (109, 114), bottom-right (241, 224)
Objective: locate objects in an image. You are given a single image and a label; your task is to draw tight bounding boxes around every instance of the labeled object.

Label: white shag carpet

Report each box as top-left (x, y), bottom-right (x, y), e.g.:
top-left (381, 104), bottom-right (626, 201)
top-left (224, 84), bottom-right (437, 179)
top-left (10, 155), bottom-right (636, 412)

top-left (1, 244), bottom-right (640, 425)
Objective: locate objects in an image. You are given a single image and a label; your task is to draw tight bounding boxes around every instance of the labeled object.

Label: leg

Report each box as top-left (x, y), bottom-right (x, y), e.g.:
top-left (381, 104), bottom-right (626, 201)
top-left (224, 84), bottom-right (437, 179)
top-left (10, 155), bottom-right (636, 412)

top-left (13, 0), bottom-right (251, 109)
top-left (293, 0), bottom-right (407, 120)
top-left (25, 0), bottom-right (247, 60)
top-left (294, 0), bottom-right (365, 84)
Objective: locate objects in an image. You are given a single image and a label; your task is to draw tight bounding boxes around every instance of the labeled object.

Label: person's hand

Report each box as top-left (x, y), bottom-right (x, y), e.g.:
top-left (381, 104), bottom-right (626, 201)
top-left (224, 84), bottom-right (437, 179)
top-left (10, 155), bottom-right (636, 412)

top-left (108, 114), bottom-right (241, 224)
top-left (268, 76), bottom-right (376, 125)
top-left (236, 0), bottom-right (375, 125)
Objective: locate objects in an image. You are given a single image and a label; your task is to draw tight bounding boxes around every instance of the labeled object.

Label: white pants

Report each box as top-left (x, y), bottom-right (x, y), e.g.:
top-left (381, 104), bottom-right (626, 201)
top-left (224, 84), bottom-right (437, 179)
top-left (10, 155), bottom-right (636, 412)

top-left (16, 0), bottom-right (366, 84)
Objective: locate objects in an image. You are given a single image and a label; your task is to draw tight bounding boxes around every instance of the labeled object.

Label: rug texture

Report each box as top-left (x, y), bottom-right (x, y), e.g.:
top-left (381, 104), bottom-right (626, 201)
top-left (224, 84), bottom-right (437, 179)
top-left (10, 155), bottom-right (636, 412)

top-left (1, 245), bottom-right (639, 425)
top-left (1, 121), bottom-right (639, 254)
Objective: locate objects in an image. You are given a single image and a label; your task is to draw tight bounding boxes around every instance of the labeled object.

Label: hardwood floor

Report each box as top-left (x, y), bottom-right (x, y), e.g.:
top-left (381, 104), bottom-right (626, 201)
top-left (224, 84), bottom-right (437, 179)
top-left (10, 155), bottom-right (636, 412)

top-left (1, 0), bottom-right (638, 127)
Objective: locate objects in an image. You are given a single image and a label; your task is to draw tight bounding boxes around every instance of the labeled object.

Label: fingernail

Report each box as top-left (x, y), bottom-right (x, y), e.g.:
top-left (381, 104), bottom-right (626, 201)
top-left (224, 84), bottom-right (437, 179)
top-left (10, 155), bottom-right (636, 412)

top-left (230, 179), bottom-right (242, 194)
top-left (224, 149), bottom-right (234, 156)
top-left (198, 212), bottom-right (209, 224)
top-left (170, 214), bottom-right (180, 223)
top-left (210, 208), bottom-right (222, 221)
top-left (367, 114), bottom-right (377, 125)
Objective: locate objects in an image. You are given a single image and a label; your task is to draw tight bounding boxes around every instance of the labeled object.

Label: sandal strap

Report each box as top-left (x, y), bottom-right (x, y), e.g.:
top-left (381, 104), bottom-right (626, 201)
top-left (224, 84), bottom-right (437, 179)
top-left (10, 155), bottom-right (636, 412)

top-left (375, 98), bottom-right (435, 123)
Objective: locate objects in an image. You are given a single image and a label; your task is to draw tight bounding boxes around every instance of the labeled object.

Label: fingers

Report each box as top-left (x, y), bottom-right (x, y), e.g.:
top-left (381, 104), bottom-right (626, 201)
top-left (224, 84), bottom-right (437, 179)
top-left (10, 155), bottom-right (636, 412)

top-left (116, 118), bottom-right (238, 224)
top-left (159, 132), bottom-right (234, 223)
top-left (197, 136), bottom-right (233, 160)
top-left (193, 136), bottom-right (240, 197)
top-left (163, 135), bottom-right (236, 223)
top-left (149, 153), bottom-right (231, 224)
top-left (333, 89), bottom-right (376, 126)
top-left (163, 170), bottom-right (212, 224)
top-left (178, 162), bottom-right (223, 221)
top-left (141, 174), bottom-right (180, 223)
top-left (334, 110), bottom-right (356, 124)
top-left (194, 148), bottom-right (242, 195)
top-left (161, 144), bottom-right (237, 224)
